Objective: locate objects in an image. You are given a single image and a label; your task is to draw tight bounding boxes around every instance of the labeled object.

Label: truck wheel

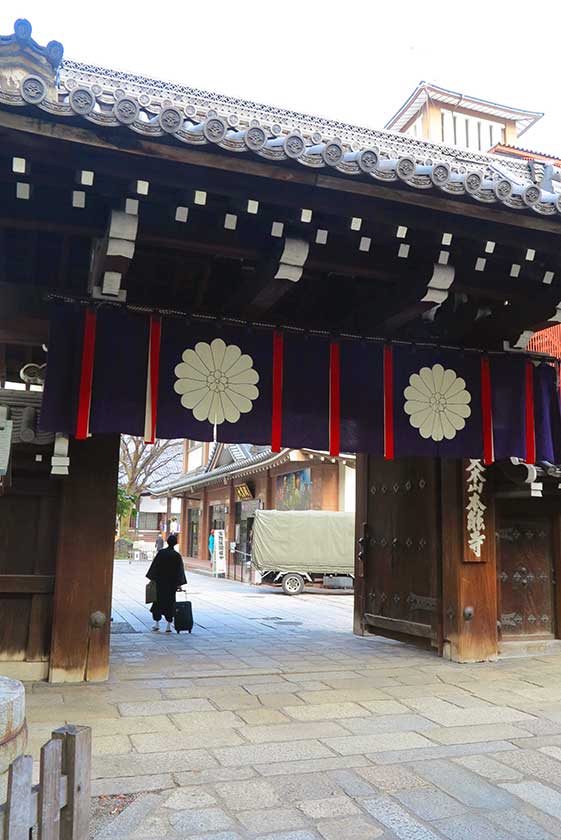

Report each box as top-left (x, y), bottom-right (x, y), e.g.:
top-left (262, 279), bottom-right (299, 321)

top-left (282, 573), bottom-right (305, 595)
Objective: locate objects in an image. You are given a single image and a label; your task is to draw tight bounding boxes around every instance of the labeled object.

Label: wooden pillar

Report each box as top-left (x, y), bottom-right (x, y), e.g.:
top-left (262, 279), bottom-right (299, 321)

top-left (354, 454), bottom-right (368, 636)
top-left (49, 435), bottom-right (119, 683)
top-left (227, 481), bottom-right (236, 578)
top-left (199, 487), bottom-right (209, 564)
top-left (179, 495), bottom-right (188, 555)
top-left (265, 470), bottom-right (274, 510)
top-left (441, 459), bottom-right (498, 662)
top-left (165, 496), bottom-right (172, 538)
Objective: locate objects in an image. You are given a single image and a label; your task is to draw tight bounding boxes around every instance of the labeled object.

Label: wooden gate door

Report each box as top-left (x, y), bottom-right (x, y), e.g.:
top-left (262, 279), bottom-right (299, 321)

top-left (497, 506), bottom-right (556, 638)
top-left (0, 452), bottom-right (60, 675)
top-left (360, 456), bottom-right (441, 646)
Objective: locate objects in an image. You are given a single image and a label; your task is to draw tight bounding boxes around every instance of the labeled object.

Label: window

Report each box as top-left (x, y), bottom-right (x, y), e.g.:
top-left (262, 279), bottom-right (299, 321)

top-left (137, 512), bottom-right (160, 531)
top-left (441, 110), bottom-right (454, 145)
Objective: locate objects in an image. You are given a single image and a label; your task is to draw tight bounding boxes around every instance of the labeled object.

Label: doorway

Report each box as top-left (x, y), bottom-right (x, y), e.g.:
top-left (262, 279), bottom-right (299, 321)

top-left (496, 503), bottom-right (557, 639)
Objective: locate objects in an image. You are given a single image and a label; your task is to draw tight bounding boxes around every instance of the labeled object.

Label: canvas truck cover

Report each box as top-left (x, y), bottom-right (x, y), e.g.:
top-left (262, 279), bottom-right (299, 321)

top-left (252, 509), bottom-right (355, 575)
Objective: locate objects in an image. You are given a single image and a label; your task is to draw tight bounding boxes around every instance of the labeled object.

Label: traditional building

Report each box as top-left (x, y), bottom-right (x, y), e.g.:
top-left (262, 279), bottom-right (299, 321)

top-left (386, 81), bottom-right (543, 151)
top-left (150, 443), bottom-right (355, 581)
top-left (3, 21), bottom-right (561, 681)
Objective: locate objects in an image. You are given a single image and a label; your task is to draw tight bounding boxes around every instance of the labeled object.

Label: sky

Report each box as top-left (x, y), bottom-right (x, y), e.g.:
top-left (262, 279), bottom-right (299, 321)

top-left (3, 1), bottom-right (561, 153)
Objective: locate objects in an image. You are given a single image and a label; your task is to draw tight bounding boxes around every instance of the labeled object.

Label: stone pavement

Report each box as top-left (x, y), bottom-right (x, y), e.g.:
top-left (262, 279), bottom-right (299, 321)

top-left (21, 564), bottom-right (561, 839)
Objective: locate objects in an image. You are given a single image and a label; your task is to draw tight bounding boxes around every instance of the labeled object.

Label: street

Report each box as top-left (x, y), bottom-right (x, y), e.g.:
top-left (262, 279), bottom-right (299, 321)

top-left (22, 564), bottom-right (561, 840)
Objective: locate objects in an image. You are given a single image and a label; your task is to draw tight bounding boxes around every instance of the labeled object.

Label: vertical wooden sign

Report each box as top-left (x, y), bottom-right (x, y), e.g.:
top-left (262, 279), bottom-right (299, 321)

top-left (463, 459), bottom-right (491, 563)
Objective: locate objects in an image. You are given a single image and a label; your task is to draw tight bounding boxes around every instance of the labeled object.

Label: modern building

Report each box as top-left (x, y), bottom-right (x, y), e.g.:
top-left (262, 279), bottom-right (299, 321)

top-left (3, 23), bottom-right (561, 682)
top-left (150, 443), bottom-right (355, 581)
top-left (386, 81), bottom-right (543, 151)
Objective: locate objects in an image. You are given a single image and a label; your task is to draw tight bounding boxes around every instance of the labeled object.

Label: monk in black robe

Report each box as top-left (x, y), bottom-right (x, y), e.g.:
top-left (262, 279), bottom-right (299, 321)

top-left (146, 534), bottom-right (187, 632)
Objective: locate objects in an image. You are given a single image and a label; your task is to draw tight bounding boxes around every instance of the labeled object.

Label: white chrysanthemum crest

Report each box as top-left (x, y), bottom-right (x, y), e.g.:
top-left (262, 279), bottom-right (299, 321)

top-left (404, 363), bottom-right (471, 442)
top-left (174, 338), bottom-right (259, 425)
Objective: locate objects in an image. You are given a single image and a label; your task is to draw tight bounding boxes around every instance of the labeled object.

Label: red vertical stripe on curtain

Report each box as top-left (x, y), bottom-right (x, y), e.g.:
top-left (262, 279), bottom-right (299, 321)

top-left (480, 357), bottom-right (494, 465)
top-left (329, 341), bottom-right (341, 457)
top-left (383, 345), bottom-right (394, 460)
top-left (76, 308), bottom-right (97, 440)
top-left (271, 331), bottom-right (284, 452)
top-left (144, 315), bottom-right (162, 444)
top-left (525, 360), bottom-right (536, 464)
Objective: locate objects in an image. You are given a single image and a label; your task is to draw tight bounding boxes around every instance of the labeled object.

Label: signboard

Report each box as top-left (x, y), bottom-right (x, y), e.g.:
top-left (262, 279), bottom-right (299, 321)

top-left (276, 468), bottom-right (312, 510)
top-left (0, 419), bottom-right (13, 477)
top-left (235, 483), bottom-right (253, 501)
top-left (213, 529), bottom-right (226, 577)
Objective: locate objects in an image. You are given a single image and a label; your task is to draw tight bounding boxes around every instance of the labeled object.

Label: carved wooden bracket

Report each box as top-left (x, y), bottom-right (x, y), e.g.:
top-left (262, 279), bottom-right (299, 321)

top-left (90, 210), bottom-right (138, 302)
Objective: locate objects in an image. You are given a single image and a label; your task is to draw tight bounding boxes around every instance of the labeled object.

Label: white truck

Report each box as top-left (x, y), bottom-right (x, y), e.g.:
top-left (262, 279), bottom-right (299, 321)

top-left (251, 509), bottom-right (355, 595)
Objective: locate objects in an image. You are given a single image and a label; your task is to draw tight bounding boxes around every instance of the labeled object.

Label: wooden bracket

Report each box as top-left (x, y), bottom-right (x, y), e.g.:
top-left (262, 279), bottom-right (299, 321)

top-left (89, 209), bottom-right (138, 302)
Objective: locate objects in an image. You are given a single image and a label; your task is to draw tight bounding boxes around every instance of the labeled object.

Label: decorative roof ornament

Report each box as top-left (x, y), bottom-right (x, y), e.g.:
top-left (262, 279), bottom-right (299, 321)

top-left (0, 19), bottom-right (63, 104)
top-left (0, 21), bottom-right (559, 219)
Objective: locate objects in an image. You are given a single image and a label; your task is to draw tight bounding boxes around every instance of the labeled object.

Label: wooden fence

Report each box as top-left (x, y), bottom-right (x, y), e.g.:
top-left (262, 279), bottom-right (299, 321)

top-left (0, 724), bottom-right (91, 840)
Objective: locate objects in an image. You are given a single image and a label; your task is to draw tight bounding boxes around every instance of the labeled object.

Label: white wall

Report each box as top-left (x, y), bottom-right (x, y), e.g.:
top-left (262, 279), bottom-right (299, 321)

top-left (138, 495), bottom-right (181, 514)
top-left (186, 445), bottom-right (204, 471)
top-left (338, 464), bottom-right (356, 513)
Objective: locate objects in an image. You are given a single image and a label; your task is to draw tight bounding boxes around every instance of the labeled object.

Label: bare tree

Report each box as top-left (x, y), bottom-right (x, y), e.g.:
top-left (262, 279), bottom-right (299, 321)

top-left (119, 436), bottom-right (183, 498)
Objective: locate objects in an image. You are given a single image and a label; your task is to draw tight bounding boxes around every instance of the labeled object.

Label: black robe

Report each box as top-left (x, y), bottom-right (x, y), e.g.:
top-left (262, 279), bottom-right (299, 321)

top-left (146, 547), bottom-right (187, 621)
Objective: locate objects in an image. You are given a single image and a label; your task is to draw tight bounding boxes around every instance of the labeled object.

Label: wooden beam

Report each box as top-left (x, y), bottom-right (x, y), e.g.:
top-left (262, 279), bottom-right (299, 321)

top-left (243, 237), bottom-right (310, 317)
top-left (0, 575), bottom-right (54, 593)
top-left (364, 613), bottom-right (434, 639)
top-left (0, 317), bottom-right (49, 345)
top-left (1, 110), bottom-right (561, 245)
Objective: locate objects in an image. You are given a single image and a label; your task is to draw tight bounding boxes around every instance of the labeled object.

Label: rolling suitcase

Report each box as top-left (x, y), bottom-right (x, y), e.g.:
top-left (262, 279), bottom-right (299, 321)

top-left (175, 596), bottom-right (194, 634)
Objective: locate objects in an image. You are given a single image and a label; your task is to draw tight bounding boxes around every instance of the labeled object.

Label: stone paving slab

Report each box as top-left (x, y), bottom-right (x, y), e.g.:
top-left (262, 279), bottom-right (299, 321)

top-left (315, 816), bottom-right (384, 839)
top-left (494, 749), bottom-right (561, 786)
top-left (214, 778), bottom-right (281, 810)
top-left (163, 787), bottom-right (218, 810)
top-left (283, 702), bottom-right (370, 721)
top-left (357, 764), bottom-right (430, 792)
top-left (169, 710), bottom-right (242, 730)
top-left (118, 698), bottom-right (214, 716)
top-left (452, 754), bottom-right (524, 782)
top-left (367, 738), bottom-right (517, 764)
top-left (130, 729), bottom-right (245, 752)
top-left (254, 755), bottom-right (372, 777)
top-left (323, 731), bottom-right (433, 755)
top-left (338, 713), bottom-right (437, 735)
top-left (213, 740), bottom-right (334, 767)
top-left (487, 808), bottom-right (556, 840)
top-left (168, 807), bottom-right (235, 833)
top-left (411, 758), bottom-right (520, 809)
top-left (94, 793), bottom-right (161, 840)
top-left (394, 788), bottom-right (467, 821)
top-left (91, 749), bottom-right (218, 778)
top-left (363, 795), bottom-right (444, 839)
top-left (298, 796), bottom-right (360, 819)
top-left (425, 723), bottom-right (533, 744)
top-left (91, 773), bottom-right (175, 796)
top-left (238, 808), bottom-right (308, 833)
top-left (434, 813), bottom-right (517, 840)
top-left (240, 721), bottom-right (349, 743)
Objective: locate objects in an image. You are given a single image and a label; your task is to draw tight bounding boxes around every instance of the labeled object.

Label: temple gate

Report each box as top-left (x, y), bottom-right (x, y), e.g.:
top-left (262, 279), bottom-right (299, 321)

top-left (2, 20), bottom-right (561, 679)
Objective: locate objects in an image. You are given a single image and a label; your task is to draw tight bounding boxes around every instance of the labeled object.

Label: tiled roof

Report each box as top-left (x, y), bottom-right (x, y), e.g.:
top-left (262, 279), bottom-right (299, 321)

top-left (150, 446), bottom-right (356, 496)
top-left (150, 447), bottom-right (283, 495)
top-left (1, 20), bottom-right (560, 219)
